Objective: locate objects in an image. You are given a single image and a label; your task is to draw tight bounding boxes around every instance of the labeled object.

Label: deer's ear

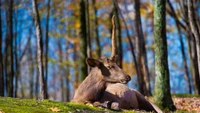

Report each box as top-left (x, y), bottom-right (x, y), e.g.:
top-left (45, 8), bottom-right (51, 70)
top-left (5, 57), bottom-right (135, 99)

top-left (111, 55), bottom-right (119, 63)
top-left (86, 58), bottom-right (101, 67)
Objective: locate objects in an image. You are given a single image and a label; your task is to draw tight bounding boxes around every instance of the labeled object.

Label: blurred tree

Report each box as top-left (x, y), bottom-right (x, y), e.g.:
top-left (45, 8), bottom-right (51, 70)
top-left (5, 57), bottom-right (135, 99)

top-left (5, 0), bottom-right (14, 97)
top-left (167, 0), bottom-right (192, 94)
top-left (58, 39), bottom-right (64, 101)
top-left (187, 0), bottom-right (200, 94)
top-left (0, 0), bottom-right (4, 97)
top-left (134, 0), bottom-right (151, 96)
top-left (44, 0), bottom-right (51, 99)
top-left (65, 43), bottom-right (70, 102)
top-left (80, 0), bottom-right (88, 81)
top-left (85, 0), bottom-right (91, 58)
top-left (92, 0), bottom-right (101, 57)
top-left (32, 0), bottom-right (46, 100)
top-left (153, 0), bottom-right (176, 110)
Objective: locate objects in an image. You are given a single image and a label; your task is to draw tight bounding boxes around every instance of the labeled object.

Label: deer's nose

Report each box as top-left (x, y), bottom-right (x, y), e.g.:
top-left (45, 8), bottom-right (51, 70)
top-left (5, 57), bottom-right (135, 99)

top-left (126, 75), bottom-right (131, 81)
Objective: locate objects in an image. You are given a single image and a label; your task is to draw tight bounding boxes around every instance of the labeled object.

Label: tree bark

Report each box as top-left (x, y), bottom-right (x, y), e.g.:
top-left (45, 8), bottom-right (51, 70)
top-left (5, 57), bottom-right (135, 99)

top-left (44, 0), bottom-right (50, 99)
top-left (58, 39), bottom-right (64, 101)
top-left (153, 0), bottom-right (176, 111)
top-left (80, 0), bottom-right (88, 81)
top-left (134, 0), bottom-right (151, 96)
top-left (5, 0), bottom-right (14, 97)
top-left (32, 0), bottom-right (46, 100)
top-left (0, 0), bottom-right (4, 96)
top-left (85, 0), bottom-right (92, 58)
top-left (65, 43), bottom-right (70, 102)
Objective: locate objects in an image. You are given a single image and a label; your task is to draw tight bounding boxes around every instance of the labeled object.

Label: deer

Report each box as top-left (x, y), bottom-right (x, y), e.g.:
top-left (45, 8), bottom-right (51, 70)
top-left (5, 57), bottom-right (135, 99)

top-left (72, 16), bottom-right (131, 105)
top-left (72, 15), bottom-right (162, 113)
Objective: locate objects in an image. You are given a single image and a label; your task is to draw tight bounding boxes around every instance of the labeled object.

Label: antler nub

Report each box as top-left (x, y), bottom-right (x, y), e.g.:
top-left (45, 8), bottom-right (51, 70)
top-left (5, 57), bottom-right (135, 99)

top-left (110, 15), bottom-right (116, 59)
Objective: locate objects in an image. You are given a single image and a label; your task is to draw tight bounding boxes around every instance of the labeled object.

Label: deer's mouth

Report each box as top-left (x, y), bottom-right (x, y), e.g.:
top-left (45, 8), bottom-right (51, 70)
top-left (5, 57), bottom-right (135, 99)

top-left (120, 79), bottom-right (130, 84)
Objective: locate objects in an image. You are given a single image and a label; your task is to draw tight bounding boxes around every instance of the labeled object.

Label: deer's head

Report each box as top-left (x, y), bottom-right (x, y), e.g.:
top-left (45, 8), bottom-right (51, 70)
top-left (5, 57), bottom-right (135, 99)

top-left (86, 15), bottom-right (131, 84)
top-left (86, 56), bottom-right (131, 84)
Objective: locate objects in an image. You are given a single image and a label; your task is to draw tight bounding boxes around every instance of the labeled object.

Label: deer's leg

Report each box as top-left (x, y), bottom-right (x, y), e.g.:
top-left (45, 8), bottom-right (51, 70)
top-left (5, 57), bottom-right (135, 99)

top-left (93, 101), bottom-right (120, 110)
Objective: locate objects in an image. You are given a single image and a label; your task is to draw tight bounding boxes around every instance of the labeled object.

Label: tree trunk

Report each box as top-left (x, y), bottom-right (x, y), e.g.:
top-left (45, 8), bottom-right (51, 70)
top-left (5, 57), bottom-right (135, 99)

top-left (153, 0), bottom-right (176, 111)
top-left (80, 0), bottom-right (88, 81)
top-left (167, 0), bottom-right (192, 94)
top-left (134, 0), bottom-right (151, 96)
top-left (0, 0), bottom-right (4, 97)
top-left (92, 0), bottom-right (101, 57)
top-left (73, 43), bottom-right (79, 89)
top-left (14, 7), bottom-right (18, 98)
top-left (28, 36), bottom-right (34, 98)
top-left (187, 0), bottom-right (200, 93)
top-left (58, 39), bottom-right (64, 101)
top-left (44, 0), bottom-right (50, 99)
top-left (32, 0), bottom-right (46, 100)
top-left (112, 0), bottom-right (122, 68)
top-left (65, 43), bottom-right (70, 102)
top-left (85, 0), bottom-right (92, 58)
top-left (5, 0), bottom-right (14, 97)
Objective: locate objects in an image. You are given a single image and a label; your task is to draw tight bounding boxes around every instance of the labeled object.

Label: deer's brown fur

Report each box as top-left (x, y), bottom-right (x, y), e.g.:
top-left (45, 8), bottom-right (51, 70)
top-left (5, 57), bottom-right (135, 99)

top-left (101, 83), bottom-right (162, 113)
top-left (72, 57), bottom-right (131, 104)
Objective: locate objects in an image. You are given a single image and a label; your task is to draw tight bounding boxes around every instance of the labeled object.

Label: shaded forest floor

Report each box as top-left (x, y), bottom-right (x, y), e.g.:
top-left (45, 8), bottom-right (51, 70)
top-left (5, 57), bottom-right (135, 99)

top-left (0, 95), bottom-right (199, 113)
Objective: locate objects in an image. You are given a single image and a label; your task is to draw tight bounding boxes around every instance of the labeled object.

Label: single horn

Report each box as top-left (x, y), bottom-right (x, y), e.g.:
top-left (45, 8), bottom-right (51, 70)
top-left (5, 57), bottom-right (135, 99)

top-left (110, 15), bottom-right (116, 59)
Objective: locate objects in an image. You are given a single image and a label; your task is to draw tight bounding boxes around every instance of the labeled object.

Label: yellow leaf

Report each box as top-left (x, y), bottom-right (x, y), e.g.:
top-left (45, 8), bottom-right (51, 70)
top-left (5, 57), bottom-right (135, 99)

top-left (49, 107), bottom-right (60, 112)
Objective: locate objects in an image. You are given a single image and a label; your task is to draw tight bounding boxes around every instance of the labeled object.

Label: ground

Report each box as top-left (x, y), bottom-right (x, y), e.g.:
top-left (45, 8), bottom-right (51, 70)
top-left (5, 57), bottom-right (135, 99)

top-left (0, 95), bottom-right (199, 113)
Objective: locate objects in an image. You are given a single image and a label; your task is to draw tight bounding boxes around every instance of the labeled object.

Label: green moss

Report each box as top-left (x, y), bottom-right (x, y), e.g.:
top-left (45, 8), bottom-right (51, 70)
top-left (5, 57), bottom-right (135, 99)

top-left (0, 97), bottom-right (136, 113)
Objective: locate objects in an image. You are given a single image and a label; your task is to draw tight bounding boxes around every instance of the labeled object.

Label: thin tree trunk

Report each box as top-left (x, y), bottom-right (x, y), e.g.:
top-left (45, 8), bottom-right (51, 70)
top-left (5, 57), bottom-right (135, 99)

top-left (80, 0), bottom-right (88, 81)
top-left (6, 0), bottom-right (14, 97)
top-left (28, 36), bottom-right (34, 98)
top-left (58, 39), bottom-right (64, 101)
top-left (85, 0), bottom-right (92, 58)
top-left (167, 0), bottom-right (192, 94)
top-left (14, 6), bottom-right (18, 98)
top-left (32, 0), bottom-right (46, 100)
top-left (92, 0), bottom-right (101, 57)
top-left (134, 0), bottom-right (151, 95)
top-left (65, 43), bottom-right (70, 102)
top-left (153, 0), bottom-right (176, 110)
top-left (35, 65), bottom-right (39, 99)
top-left (0, 0), bottom-right (4, 97)
top-left (112, 0), bottom-right (122, 68)
top-left (44, 0), bottom-right (50, 99)
top-left (73, 43), bottom-right (79, 89)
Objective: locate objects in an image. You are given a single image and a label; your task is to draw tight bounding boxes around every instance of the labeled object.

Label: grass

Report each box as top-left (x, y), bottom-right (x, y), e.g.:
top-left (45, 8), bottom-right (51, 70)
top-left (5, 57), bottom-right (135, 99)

top-left (0, 97), bottom-right (135, 113)
top-left (0, 95), bottom-right (198, 113)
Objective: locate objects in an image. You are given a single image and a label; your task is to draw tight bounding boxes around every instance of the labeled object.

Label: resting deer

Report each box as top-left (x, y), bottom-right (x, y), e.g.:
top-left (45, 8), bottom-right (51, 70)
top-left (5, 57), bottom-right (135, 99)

top-left (72, 16), bottom-right (131, 105)
top-left (72, 15), bottom-right (162, 113)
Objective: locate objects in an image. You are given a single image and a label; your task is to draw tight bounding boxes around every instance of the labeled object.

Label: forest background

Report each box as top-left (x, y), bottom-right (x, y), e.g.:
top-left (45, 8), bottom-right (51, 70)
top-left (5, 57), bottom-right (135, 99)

top-left (0, 0), bottom-right (200, 102)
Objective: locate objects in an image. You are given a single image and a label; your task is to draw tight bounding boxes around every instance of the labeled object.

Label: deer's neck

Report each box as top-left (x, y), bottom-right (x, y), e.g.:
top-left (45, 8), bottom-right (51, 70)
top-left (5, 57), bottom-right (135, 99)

top-left (76, 68), bottom-right (107, 102)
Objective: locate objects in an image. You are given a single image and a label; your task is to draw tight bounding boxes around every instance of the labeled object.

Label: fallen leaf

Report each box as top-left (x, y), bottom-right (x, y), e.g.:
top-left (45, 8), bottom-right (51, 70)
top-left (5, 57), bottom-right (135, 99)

top-left (49, 107), bottom-right (60, 112)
